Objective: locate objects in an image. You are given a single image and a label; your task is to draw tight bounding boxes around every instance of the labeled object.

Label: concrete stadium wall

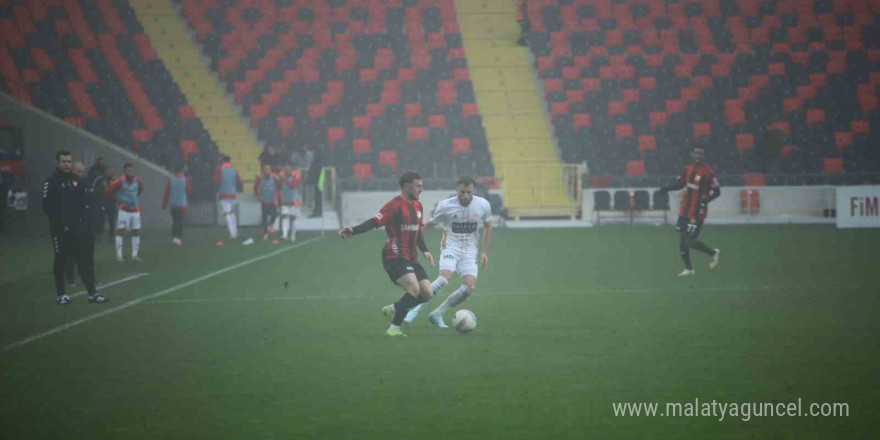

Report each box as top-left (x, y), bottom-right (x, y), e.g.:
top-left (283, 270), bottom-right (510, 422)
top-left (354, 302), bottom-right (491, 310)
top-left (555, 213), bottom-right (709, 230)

top-left (1, 92), bottom-right (172, 228)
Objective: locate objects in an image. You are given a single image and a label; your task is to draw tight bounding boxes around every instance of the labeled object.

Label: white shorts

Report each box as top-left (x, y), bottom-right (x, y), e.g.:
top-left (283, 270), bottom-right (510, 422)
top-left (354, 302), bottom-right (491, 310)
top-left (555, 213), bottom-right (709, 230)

top-left (439, 249), bottom-right (478, 278)
top-left (280, 205), bottom-right (300, 216)
top-left (220, 199), bottom-right (236, 214)
top-left (117, 210), bottom-right (141, 230)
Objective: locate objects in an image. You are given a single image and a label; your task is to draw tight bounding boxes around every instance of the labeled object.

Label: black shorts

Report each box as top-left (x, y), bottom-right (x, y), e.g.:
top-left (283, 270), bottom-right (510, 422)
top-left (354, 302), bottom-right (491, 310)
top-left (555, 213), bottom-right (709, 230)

top-left (383, 257), bottom-right (429, 285)
top-left (676, 216), bottom-right (704, 239)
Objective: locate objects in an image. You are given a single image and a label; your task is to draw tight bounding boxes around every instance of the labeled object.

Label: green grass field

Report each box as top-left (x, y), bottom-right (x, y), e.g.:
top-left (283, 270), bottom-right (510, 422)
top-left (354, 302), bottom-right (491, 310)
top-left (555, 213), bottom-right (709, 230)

top-left (1, 224), bottom-right (878, 439)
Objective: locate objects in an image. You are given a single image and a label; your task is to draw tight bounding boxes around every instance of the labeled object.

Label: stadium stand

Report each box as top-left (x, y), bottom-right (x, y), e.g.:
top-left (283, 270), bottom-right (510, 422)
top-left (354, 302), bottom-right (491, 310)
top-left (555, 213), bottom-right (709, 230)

top-left (523, 0), bottom-right (880, 186)
top-left (0, 0), bottom-right (221, 198)
top-left (177, 0), bottom-right (494, 190)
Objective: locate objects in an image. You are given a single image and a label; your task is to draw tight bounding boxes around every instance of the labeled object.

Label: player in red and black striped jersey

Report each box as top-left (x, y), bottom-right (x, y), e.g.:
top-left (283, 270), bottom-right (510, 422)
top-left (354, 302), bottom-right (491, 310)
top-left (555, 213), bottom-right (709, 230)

top-left (659, 146), bottom-right (722, 276)
top-left (339, 171), bottom-right (436, 337)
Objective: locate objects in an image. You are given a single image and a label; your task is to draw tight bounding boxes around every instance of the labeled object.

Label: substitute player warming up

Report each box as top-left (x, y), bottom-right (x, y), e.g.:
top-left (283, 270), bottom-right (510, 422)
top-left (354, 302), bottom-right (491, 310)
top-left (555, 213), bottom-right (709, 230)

top-left (405, 176), bottom-right (492, 328)
top-left (659, 146), bottom-right (721, 276)
top-left (106, 163), bottom-right (144, 262)
top-left (338, 171), bottom-right (435, 337)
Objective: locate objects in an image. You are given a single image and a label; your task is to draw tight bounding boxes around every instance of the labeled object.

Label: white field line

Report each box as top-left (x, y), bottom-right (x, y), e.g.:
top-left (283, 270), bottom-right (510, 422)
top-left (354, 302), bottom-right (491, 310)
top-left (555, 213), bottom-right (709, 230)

top-left (68, 273), bottom-right (149, 299)
top-left (138, 284), bottom-right (864, 304)
top-left (2, 237), bottom-right (322, 353)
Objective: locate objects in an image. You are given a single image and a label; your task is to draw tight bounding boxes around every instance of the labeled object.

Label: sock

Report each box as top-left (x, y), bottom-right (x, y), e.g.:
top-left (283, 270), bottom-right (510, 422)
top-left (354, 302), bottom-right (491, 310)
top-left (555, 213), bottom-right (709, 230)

top-left (388, 323), bottom-right (400, 330)
top-left (131, 236), bottom-right (140, 257)
top-left (115, 236), bottom-right (123, 258)
top-left (691, 240), bottom-right (715, 256)
top-left (231, 215), bottom-right (238, 238)
top-left (392, 293), bottom-right (424, 325)
top-left (226, 214), bottom-right (237, 238)
top-left (290, 216), bottom-right (296, 238)
top-left (281, 216), bottom-right (290, 238)
top-left (431, 276), bottom-right (449, 294)
top-left (432, 285), bottom-right (471, 316)
top-left (680, 244), bottom-right (693, 270)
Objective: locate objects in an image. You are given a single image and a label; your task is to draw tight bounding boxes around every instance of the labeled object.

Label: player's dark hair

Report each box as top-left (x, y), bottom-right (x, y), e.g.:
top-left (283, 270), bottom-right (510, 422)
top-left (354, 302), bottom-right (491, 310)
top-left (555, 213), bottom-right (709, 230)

top-left (175, 163), bottom-right (185, 173)
top-left (457, 175), bottom-right (476, 187)
top-left (56, 150), bottom-right (71, 160)
top-left (399, 170), bottom-right (422, 188)
top-left (124, 163), bottom-right (133, 170)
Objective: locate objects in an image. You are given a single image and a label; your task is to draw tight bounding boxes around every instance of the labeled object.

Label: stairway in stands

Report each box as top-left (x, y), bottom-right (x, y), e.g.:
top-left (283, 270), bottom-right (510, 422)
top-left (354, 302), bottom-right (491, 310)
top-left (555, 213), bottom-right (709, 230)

top-left (128, 0), bottom-right (261, 179)
top-left (454, 0), bottom-right (576, 218)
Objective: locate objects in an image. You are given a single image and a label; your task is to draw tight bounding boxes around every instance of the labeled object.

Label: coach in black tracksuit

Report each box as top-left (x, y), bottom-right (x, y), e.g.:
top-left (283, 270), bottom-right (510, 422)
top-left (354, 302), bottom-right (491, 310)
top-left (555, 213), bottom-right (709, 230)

top-left (42, 151), bottom-right (107, 304)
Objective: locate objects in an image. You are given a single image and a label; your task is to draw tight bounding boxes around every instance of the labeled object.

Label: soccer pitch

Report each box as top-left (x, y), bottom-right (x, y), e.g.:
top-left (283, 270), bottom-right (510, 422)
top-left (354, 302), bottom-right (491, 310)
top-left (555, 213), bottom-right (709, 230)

top-left (1, 225), bottom-right (878, 439)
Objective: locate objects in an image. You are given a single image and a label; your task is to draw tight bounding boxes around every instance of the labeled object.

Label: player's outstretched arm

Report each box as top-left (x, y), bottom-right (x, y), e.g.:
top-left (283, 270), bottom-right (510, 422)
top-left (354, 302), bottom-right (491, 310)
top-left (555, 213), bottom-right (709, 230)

top-left (339, 218), bottom-right (379, 239)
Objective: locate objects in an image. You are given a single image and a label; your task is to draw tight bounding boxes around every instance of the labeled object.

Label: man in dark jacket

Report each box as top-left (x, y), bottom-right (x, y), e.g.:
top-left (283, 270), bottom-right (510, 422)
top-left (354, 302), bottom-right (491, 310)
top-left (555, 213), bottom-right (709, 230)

top-left (307, 146), bottom-right (323, 218)
top-left (91, 165), bottom-right (116, 241)
top-left (42, 151), bottom-right (107, 305)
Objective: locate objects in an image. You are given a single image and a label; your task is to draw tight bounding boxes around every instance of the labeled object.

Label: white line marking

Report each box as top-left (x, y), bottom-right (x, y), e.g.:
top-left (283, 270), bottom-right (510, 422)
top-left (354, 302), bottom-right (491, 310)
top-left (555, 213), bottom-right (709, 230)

top-left (138, 285), bottom-right (864, 305)
top-left (2, 237), bottom-right (323, 353)
top-left (68, 273), bottom-right (149, 299)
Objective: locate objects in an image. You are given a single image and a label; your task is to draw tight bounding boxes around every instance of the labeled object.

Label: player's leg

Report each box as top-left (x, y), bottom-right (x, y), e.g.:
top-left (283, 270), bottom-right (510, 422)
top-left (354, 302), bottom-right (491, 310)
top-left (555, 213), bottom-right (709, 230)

top-left (51, 232), bottom-right (70, 303)
top-left (687, 221), bottom-right (720, 268)
top-left (280, 213), bottom-right (290, 240)
top-left (289, 214), bottom-right (297, 241)
top-left (130, 213), bottom-right (141, 260)
top-left (115, 209), bottom-right (126, 261)
top-left (678, 231), bottom-right (695, 276)
top-left (404, 253), bottom-right (453, 323)
top-left (65, 255), bottom-right (76, 286)
top-left (74, 232), bottom-right (103, 301)
top-left (222, 201), bottom-right (237, 239)
top-left (384, 273), bottom-right (423, 336)
top-left (260, 206), bottom-right (270, 239)
top-left (268, 206), bottom-right (278, 235)
top-left (429, 253), bottom-right (478, 321)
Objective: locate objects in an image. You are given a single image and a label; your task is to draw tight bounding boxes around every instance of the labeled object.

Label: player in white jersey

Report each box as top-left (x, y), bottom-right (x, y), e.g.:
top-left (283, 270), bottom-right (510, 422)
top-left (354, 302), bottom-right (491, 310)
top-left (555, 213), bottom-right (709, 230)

top-left (405, 176), bottom-right (493, 328)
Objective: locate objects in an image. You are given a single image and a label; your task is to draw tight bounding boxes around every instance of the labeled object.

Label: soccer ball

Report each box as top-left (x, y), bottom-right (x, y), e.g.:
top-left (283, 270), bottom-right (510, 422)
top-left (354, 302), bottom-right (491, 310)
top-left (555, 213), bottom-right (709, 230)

top-left (452, 310), bottom-right (477, 333)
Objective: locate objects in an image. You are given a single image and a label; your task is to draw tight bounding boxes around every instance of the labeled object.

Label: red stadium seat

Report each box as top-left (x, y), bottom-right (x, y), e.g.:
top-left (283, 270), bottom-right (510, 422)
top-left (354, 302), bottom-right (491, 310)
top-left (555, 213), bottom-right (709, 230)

top-left (353, 163), bottom-right (372, 182)
top-left (452, 138), bottom-right (471, 155)
top-left (327, 126), bottom-right (345, 146)
top-left (822, 158), bottom-right (843, 174)
top-left (180, 140), bottom-right (198, 161)
top-left (834, 132), bottom-right (853, 152)
top-left (693, 122), bottom-right (711, 138)
top-left (626, 161), bottom-right (645, 176)
top-left (852, 120), bottom-right (870, 134)
top-left (277, 116), bottom-right (295, 138)
top-left (429, 115), bottom-right (446, 128)
top-left (772, 121), bottom-right (790, 134)
top-left (379, 150), bottom-right (398, 174)
top-left (408, 126), bottom-right (427, 145)
top-left (608, 101), bottom-right (627, 118)
top-left (743, 173), bottom-right (765, 187)
top-left (353, 115), bottom-right (371, 135)
top-left (622, 89), bottom-right (640, 102)
top-left (807, 109), bottom-right (825, 125)
top-left (405, 103), bottom-right (421, 122)
top-left (666, 100), bottom-right (685, 114)
top-left (649, 112), bottom-right (667, 127)
top-left (638, 77), bottom-right (656, 90)
top-left (615, 124), bottom-right (633, 139)
top-left (462, 103), bottom-right (479, 117)
top-left (573, 113), bottom-right (591, 130)
top-left (638, 135), bottom-right (656, 155)
top-left (551, 102), bottom-right (569, 115)
top-left (582, 78), bottom-right (600, 90)
top-left (736, 134), bottom-right (755, 153)
top-left (353, 139), bottom-right (371, 156)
